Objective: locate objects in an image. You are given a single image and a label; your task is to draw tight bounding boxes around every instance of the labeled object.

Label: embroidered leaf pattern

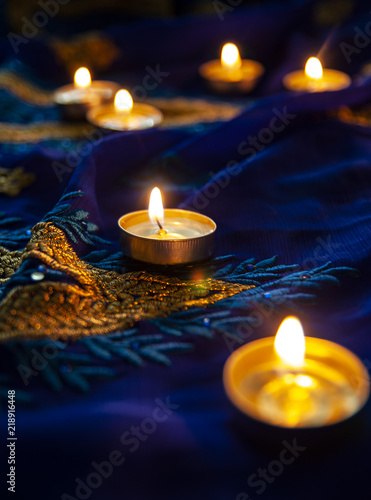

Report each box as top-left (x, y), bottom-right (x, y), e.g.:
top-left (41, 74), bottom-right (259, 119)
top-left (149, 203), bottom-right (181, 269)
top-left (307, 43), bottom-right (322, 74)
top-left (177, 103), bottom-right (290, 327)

top-left (0, 190), bottom-right (359, 405)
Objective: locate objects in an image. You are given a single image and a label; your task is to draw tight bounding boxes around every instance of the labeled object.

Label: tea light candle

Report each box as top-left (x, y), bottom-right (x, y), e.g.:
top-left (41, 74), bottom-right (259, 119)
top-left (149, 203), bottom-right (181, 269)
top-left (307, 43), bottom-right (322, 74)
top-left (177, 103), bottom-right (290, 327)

top-left (87, 89), bottom-right (163, 131)
top-left (224, 317), bottom-right (370, 428)
top-left (118, 187), bottom-right (216, 264)
top-left (53, 67), bottom-right (120, 121)
top-left (283, 57), bottom-right (351, 92)
top-left (199, 43), bottom-right (264, 94)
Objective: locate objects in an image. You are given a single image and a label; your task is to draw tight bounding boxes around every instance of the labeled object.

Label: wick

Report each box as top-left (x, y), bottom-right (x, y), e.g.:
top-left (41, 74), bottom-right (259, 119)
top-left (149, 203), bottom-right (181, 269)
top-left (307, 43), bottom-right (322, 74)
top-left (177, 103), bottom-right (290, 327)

top-left (155, 217), bottom-right (167, 236)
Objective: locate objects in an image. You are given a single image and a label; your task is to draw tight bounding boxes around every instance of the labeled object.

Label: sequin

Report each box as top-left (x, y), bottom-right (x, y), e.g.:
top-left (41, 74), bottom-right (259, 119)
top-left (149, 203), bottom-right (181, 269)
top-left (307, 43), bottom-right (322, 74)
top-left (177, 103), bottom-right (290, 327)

top-left (31, 271), bottom-right (45, 281)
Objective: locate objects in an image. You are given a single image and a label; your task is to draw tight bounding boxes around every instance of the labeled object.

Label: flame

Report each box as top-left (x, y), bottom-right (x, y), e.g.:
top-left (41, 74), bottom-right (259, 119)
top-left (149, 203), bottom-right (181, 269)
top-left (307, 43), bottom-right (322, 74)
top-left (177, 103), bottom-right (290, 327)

top-left (274, 316), bottom-right (305, 367)
top-left (149, 187), bottom-right (164, 227)
top-left (221, 43), bottom-right (241, 70)
top-left (74, 67), bottom-right (91, 88)
top-left (305, 57), bottom-right (323, 79)
top-left (114, 90), bottom-right (134, 112)
top-left (294, 374), bottom-right (314, 388)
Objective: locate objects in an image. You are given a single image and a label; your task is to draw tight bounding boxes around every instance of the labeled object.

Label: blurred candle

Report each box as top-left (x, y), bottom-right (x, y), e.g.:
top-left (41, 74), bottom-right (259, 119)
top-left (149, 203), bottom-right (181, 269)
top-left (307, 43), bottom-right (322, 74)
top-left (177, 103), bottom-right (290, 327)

top-left (199, 42), bottom-right (264, 94)
top-left (283, 57), bottom-right (351, 92)
top-left (87, 89), bottom-right (163, 131)
top-left (224, 316), bottom-right (370, 428)
top-left (53, 67), bottom-right (119, 121)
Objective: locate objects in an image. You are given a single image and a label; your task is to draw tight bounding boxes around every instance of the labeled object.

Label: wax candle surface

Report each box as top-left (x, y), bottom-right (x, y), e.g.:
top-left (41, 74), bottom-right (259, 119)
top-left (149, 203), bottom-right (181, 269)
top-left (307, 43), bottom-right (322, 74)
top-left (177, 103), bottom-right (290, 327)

top-left (241, 359), bottom-right (359, 427)
top-left (55, 85), bottom-right (114, 105)
top-left (96, 110), bottom-right (156, 131)
top-left (128, 217), bottom-right (213, 239)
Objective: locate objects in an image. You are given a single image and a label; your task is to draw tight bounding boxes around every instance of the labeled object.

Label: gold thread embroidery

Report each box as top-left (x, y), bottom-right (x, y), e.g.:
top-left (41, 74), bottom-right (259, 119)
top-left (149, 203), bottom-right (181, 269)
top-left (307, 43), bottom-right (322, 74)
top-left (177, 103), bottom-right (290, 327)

top-left (0, 69), bottom-right (53, 107)
top-left (151, 97), bottom-right (244, 128)
top-left (0, 101), bottom-right (242, 144)
top-left (0, 122), bottom-right (96, 144)
top-left (51, 32), bottom-right (120, 75)
top-left (0, 167), bottom-right (35, 196)
top-left (0, 247), bottom-right (22, 284)
top-left (314, 0), bottom-right (353, 26)
top-left (335, 105), bottom-right (371, 127)
top-left (0, 223), bottom-right (251, 341)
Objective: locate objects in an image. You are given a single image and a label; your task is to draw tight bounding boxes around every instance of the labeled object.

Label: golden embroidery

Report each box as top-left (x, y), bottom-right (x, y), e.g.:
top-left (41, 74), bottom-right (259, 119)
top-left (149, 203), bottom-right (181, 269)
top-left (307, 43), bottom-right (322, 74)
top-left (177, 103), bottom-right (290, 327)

top-left (51, 32), bottom-right (120, 75)
top-left (0, 247), bottom-right (22, 284)
top-left (314, 0), bottom-right (353, 26)
top-left (0, 167), bottom-right (35, 196)
top-left (335, 105), bottom-right (371, 127)
top-left (0, 223), bottom-right (251, 341)
top-left (0, 69), bottom-right (53, 107)
top-left (0, 102), bottom-right (241, 146)
top-left (151, 97), bottom-right (244, 128)
top-left (0, 122), bottom-right (96, 144)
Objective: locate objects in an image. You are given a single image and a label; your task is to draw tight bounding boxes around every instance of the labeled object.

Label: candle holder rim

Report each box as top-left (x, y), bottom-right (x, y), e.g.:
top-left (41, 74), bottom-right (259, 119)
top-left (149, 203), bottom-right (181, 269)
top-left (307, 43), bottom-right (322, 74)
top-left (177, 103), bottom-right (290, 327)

top-left (118, 208), bottom-right (217, 242)
top-left (223, 335), bottom-right (370, 429)
top-left (199, 58), bottom-right (265, 82)
top-left (53, 80), bottom-right (120, 102)
top-left (282, 68), bottom-right (352, 92)
top-left (86, 102), bottom-right (163, 130)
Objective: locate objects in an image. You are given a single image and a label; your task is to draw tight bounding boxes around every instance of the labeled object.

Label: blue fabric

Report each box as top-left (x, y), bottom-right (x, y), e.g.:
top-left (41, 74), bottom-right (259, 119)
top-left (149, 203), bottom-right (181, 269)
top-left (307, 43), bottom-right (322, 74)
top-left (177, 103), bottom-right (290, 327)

top-left (1, 2), bottom-right (371, 500)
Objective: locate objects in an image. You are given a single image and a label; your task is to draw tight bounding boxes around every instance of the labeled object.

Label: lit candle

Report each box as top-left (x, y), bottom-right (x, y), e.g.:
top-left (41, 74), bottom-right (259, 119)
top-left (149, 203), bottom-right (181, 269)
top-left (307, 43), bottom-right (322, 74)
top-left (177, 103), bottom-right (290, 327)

top-left (118, 187), bottom-right (216, 264)
top-left (221, 43), bottom-right (242, 71)
top-left (53, 67), bottom-right (120, 120)
top-left (224, 316), bottom-right (370, 428)
top-left (87, 89), bottom-right (163, 131)
top-left (283, 57), bottom-right (351, 92)
top-left (199, 42), bottom-right (264, 94)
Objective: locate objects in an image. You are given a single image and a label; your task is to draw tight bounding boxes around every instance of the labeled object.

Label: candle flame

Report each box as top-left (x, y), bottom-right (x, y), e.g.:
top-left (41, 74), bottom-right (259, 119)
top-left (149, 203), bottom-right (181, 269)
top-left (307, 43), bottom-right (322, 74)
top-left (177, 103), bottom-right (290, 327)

top-left (274, 316), bottom-right (305, 367)
top-left (305, 57), bottom-right (323, 79)
top-left (221, 43), bottom-right (241, 70)
top-left (114, 90), bottom-right (134, 112)
top-left (294, 374), bottom-right (314, 388)
top-left (149, 187), bottom-right (164, 228)
top-left (74, 67), bottom-right (91, 88)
